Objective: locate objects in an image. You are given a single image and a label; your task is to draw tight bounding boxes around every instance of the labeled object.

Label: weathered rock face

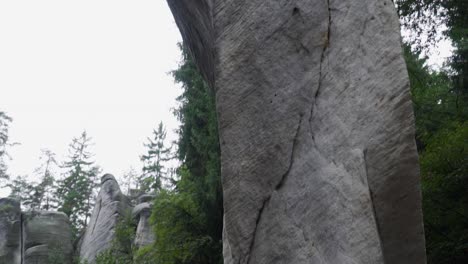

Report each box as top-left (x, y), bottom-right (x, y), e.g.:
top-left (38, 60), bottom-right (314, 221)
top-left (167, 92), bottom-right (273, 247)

top-left (132, 202), bottom-right (155, 248)
top-left (79, 174), bottom-right (132, 263)
top-left (1, 175), bottom-right (156, 263)
top-left (22, 211), bottom-right (73, 264)
top-left (138, 194), bottom-right (155, 204)
top-left (167, 0), bottom-right (426, 263)
top-left (0, 198), bottom-right (21, 264)
top-left (0, 199), bottom-right (73, 264)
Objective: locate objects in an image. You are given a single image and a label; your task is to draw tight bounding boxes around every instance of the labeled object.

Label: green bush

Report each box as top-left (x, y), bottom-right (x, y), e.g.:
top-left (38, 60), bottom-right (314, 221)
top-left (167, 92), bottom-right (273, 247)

top-left (420, 122), bottom-right (468, 263)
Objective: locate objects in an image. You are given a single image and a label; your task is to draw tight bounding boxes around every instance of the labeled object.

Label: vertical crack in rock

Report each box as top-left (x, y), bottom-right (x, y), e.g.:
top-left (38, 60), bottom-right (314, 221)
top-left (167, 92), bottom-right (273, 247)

top-left (310, 0), bottom-right (331, 124)
top-left (245, 197), bottom-right (270, 264)
top-left (275, 115), bottom-right (303, 191)
top-left (246, 115), bottom-right (303, 264)
top-left (363, 148), bottom-right (386, 263)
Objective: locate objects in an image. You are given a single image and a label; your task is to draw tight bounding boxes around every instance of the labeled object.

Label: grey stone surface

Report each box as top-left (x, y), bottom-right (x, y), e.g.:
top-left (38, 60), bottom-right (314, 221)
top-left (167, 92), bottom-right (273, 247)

top-left (167, 0), bottom-right (214, 88)
top-left (137, 194), bottom-right (155, 204)
top-left (132, 202), bottom-right (155, 248)
top-left (0, 198), bottom-right (21, 264)
top-left (79, 174), bottom-right (131, 263)
top-left (22, 211), bottom-right (73, 264)
top-left (167, 0), bottom-right (426, 263)
top-left (132, 202), bottom-right (151, 219)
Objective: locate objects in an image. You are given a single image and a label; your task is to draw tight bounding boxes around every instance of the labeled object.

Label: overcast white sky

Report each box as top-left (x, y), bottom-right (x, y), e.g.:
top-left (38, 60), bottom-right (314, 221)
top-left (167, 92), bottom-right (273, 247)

top-left (0, 0), bottom-right (182, 196)
top-left (0, 2), bottom-right (453, 197)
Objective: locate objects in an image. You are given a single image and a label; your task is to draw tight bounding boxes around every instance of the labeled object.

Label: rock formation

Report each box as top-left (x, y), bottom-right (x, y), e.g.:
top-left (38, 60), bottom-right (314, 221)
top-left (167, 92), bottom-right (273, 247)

top-left (0, 198), bottom-right (21, 264)
top-left (79, 174), bottom-right (132, 263)
top-left (167, 0), bottom-right (427, 263)
top-left (22, 211), bottom-right (73, 264)
top-left (132, 201), bottom-right (155, 248)
top-left (0, 174), bottom-right (156, 264)
top-left (0, 198), bottom-right (73, 264)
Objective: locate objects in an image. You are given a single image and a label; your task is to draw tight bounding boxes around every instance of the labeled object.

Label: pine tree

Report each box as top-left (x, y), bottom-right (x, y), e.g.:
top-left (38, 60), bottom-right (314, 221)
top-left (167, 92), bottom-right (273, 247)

top-left (140, 122), bottom-right (172, 192)
top-left (56, 131), bottom-right (100, 236)
top-left (146, 45), bottom-right (223, 264)
top-left (120, 167), bottom-right (139, 196)
top-left (8, 175), bottom-right (34, 208)
top-left (29, 149), bottom-right (58, 210)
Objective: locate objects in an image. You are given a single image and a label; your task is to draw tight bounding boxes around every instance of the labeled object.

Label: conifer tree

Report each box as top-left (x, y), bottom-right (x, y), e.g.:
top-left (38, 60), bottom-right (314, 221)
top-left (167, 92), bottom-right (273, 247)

top-left (140, 122), bottom-right (172, 192)
top-left (120, 167), bottom-right (139, 196)
top-left (8, 175), bottom-right (32, 205)
top-left (145, 45), bottom-right (223, 264)
top-left (56, 131), bottom-right (100, 235)
top-left (29, 149), bottom-right (58, 210)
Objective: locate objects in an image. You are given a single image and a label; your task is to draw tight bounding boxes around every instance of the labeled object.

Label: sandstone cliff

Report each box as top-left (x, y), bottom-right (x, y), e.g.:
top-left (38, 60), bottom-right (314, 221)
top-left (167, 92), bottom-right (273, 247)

top-left (0, 174), bottom-right (155, 264)
top-left (79, 174), bottom-right (132, 263)
top-left (132, 194), bottom-right (156, 249)
top-left (167, 0), bottom-right (427, 263)
top-left (0, 198), bottom-right (74, 264)
top-left (23, 211), bottom-right (73, 264)
top-left (78, 174), bottom-right (155, 263)
top-left (0, 198), bottom-right (21, 264)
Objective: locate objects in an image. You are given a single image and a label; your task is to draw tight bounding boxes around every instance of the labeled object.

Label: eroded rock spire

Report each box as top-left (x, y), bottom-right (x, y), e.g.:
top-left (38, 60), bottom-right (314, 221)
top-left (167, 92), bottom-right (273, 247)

top-left (167, 0), bottom-right (426, 263)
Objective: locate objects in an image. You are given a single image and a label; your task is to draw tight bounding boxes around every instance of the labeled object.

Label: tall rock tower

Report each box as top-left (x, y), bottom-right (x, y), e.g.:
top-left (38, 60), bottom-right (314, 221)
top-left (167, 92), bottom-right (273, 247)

top-left (79, 174), bottom-right (132, 263)
top-left (166, 0), bottom-right (426, 263)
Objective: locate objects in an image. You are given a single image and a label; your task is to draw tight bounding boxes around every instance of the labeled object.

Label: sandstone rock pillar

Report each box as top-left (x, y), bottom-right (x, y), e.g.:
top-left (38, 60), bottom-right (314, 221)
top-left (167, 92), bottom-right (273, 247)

top-left (22, 211), bottom-right (73, 264)
top-left (167, 0), bottom-right (426, 263)
top-left (0, 198), bottom-right (21, 264)
top-left (132, 201), bottom-right (155, 248)
top-left (79, 174), bottom-right (131, 263)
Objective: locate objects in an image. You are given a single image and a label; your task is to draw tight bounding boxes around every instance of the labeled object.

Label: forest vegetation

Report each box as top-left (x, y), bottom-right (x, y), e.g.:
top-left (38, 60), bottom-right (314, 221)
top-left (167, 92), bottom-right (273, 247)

top-left (0, 1), bottom-right (466, 263)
